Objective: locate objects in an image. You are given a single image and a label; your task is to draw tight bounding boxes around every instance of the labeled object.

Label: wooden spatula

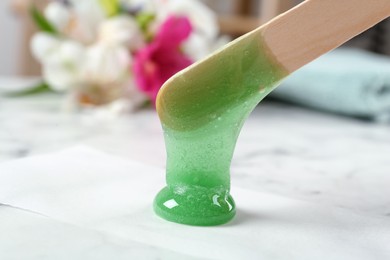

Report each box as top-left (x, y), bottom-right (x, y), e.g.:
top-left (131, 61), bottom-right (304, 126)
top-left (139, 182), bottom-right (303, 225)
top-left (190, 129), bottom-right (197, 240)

top-left (157, 0), bottom-right (390, 130)
top-left (261, 0), bottom-right (390, 73)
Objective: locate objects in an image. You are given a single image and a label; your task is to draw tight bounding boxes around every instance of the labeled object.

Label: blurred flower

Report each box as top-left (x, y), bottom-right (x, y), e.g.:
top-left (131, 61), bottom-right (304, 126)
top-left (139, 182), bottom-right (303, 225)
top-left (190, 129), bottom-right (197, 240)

top-left (184, 33), bottom-right (230, 61)
top-left (67, 0), bottom-right (106, 43)
top-left (44, 2), bottom-right (71, 31)
top-left (29, 0), bottom-right (225, 109)
top-left (154, 0), bottom-right (221, 60)
top-left (155, 0), bottom-right (217, 38)
top-left (98, 16), bottom-right (144, 51)
top-left (31, 32), bottom-right (84, 92)
top-left (133, 16), bottom-right (192, 103)
top-left (30, 32), bottom-right (62, 62)
top-left (42, 40), bottom-right (85, 91)
top-left (81, 43), bottom-right (131, 86)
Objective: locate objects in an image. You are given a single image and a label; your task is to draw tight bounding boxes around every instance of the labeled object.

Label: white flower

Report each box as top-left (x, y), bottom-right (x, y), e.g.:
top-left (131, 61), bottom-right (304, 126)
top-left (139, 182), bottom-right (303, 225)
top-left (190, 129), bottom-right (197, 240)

top-left (98, 16), bottom-right (144, 51)
top-left (183, 33), bottom-right (210, 61)
top-left (31, 33), bottom-right (85, 91)
top-left (42, 40), bottom-right (86, 91)
top-left (184, 34), bottom-right (230, 61)
top-left (81, 43), bottom-right (131, 86)
top-left (67, 0), bottom-right (107, 43)
top-left (30, 33), bottom-right (62, 63)
top-left (43, 65), bottom-right (79, 92)
top-left (44, 2), bottom-right (71, 31)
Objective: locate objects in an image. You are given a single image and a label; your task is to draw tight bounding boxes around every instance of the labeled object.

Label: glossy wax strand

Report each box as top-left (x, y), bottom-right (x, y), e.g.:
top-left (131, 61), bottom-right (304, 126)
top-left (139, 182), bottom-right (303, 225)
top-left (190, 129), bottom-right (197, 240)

top-left (154, 32), bottom-right (288, 226)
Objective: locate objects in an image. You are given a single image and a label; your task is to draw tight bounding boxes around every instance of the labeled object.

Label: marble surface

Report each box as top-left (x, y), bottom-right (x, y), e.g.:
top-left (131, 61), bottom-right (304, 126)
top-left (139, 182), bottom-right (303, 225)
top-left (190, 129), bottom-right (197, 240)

top-left (0, 91), bottom-right (390, 258)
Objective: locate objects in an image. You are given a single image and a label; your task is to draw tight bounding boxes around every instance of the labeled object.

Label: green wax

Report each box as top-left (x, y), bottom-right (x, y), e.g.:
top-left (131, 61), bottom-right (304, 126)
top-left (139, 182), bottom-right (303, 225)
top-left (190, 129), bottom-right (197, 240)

top-left (154, 32), bottom-right (288, 226)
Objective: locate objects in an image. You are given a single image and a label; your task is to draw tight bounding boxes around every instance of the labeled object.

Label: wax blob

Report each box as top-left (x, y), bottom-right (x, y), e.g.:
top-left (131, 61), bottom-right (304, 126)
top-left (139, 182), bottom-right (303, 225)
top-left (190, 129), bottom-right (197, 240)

top-left (154, 33), bottom-right (288, 226)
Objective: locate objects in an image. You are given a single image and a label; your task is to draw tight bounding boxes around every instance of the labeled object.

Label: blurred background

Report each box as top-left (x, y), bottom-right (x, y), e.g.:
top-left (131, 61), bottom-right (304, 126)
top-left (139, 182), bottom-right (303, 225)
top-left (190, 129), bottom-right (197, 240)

top-left (1, 0), bottom-right (389, 76)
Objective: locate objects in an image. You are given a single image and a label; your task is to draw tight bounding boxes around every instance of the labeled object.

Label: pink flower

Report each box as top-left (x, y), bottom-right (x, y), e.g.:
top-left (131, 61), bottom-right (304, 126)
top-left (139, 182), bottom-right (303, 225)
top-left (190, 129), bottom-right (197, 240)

top-left (133, 16), bottom-right (193, 104)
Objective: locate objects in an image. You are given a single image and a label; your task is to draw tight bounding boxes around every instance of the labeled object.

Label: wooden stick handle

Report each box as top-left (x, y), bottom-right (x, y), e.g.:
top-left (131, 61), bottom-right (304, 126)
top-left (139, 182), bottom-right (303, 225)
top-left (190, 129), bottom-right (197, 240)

top-left (262, 0), bottom-right (390, 73)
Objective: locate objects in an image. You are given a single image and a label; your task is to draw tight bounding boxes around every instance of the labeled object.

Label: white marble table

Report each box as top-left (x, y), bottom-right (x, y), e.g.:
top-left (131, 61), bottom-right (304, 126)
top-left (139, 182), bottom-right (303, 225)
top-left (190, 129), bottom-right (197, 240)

top-left (0, 92), bottom-right (389, 259)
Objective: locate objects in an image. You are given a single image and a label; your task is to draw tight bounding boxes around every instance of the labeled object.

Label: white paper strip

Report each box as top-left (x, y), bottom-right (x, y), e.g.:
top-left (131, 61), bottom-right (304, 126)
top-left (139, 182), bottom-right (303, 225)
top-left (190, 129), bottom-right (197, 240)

top-left (0, 146), bottom-right (389, 259)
